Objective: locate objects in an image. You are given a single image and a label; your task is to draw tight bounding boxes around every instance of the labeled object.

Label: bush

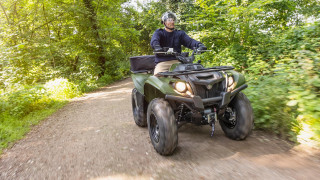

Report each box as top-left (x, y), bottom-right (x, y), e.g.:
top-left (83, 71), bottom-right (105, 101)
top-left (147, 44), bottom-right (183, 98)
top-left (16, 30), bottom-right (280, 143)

top-left (246, 75), bottom-right (297, 140)
top-left (283, 50), bottom-right (320, 147)
top-left (44, 78), bottom-right (80, 100)
top-left (245, 23), bottom-right (320, 146)
top-left (0, 86), bottom-right (51, 118)
top-left (0, 78), bottom-right (82, 152)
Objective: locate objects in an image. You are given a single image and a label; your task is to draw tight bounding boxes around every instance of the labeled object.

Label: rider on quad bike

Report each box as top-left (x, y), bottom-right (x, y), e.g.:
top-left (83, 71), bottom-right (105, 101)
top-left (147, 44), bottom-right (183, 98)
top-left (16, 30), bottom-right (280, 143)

top-left (151, 11), bottom-right (207, 75)
top-left (130, 12), bottom-right (254, 156)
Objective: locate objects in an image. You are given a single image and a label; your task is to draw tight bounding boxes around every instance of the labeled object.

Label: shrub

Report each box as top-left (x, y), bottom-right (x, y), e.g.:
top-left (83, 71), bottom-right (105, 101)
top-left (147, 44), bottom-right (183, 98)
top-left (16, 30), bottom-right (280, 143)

top-left (44, 78), bottom-right (80, 100)
top-left (246, 55), bottom-right (320, 144)
top-left (245, 25), bottom-right (320, 146)
top-left (245, 75), bottom-right (297, 140)
top-left (0, 86), bottom-right (51, 118)
top-left (0, 78), bottom-right (82, 152)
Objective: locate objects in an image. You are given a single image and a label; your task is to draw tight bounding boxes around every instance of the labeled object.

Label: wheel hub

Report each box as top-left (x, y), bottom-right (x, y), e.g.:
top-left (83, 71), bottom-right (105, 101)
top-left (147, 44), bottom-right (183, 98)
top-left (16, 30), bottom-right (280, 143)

top-left (224, 107), bottom-right (237, 128)
top-left (150, 113), bottom-right (160, 143)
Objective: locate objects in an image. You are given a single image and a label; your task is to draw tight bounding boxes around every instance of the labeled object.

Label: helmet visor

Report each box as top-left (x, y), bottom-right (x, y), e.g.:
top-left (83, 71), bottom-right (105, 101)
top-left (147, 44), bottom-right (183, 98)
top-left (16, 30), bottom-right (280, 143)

top-left (166, 18), bottom-right (175, 22)
top-left (162, 12), bottom-right (177, 23)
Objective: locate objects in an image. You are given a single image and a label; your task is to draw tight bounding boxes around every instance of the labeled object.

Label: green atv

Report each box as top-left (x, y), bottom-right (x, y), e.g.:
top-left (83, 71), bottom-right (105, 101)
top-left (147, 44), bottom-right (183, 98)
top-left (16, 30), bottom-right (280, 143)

top-left (130, 48), bottom-right (253, 155)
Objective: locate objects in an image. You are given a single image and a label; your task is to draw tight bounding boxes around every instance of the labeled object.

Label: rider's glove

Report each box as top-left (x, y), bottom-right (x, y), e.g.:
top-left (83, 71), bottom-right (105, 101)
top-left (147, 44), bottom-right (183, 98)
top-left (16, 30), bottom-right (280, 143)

top-left (197, 43), bottom-right (207, 52)
top-left (153, 45), bottom-right (163, 52)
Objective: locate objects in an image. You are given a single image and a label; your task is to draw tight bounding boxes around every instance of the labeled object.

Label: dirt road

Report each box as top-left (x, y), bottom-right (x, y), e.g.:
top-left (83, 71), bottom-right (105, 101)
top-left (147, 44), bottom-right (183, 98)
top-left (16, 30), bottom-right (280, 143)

top-left (0, 78), bottom-right (319, 180)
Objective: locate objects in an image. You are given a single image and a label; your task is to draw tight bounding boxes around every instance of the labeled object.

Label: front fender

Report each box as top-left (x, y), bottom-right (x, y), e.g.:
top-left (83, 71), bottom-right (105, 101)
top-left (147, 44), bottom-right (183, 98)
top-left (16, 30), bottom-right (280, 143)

top-left (227, 70), bottom-right (246, 88)
top-left (144, 76), bottom-right (179, 103)
top-left (131, 73), bottom-right (152, 94)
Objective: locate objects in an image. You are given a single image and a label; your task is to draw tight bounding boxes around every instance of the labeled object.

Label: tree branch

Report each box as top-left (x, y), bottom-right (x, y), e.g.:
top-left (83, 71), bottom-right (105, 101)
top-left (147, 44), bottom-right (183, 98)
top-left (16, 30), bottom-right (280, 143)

top-left (31, 12), bottom-right (65, 33)
top-left (0, 2), bottom-right (10, 24)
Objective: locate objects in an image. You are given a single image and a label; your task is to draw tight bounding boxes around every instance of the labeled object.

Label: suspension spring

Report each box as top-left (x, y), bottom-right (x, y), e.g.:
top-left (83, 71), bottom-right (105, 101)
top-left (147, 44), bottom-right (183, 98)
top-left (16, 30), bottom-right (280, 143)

top-left (178, 104), bottom-right (184, 122)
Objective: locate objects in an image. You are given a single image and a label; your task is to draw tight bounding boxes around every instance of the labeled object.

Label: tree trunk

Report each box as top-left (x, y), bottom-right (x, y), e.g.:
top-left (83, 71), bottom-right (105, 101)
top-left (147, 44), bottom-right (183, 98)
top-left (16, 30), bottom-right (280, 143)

top-left (42, 3), bottom-right (56, 68)
top-left (83, 0), bottom-right (107, 77)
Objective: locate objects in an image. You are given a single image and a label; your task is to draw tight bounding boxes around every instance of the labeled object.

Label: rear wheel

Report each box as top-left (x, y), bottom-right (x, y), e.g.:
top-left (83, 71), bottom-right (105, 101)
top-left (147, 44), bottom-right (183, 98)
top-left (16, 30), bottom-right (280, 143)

top-left (131, 88), bottom-right (147, 127)
top-left (219, 92), bottom-right (253, 140)
top-left (147, 98), bottom-right (178, 155)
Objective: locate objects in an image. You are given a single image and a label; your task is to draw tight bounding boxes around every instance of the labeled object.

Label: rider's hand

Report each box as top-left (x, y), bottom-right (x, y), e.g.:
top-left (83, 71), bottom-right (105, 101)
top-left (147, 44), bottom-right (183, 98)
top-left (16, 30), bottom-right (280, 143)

top-left (197, 43), bottom-right (207, 52)
top-left (153, 45), bottom-right (163, 52)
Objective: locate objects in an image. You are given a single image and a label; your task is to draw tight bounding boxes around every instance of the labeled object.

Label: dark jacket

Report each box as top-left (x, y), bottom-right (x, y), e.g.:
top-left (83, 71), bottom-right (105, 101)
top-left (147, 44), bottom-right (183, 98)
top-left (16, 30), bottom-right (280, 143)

top-left (150, 29), bottom-right (201, 64)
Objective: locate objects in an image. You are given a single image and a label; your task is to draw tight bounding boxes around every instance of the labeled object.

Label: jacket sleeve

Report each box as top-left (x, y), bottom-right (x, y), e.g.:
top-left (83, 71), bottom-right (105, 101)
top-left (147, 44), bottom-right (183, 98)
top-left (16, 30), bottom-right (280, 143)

top-left (180, 31), bottom-right (201, 50)
top-left (150, 29), bottom-right (161, 49)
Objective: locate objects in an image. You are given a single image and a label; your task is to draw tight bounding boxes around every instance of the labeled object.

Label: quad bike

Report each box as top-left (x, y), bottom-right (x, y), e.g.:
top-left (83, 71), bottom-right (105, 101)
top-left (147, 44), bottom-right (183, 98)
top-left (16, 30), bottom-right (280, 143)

top-left (130, 48), bottom-right (253, 155)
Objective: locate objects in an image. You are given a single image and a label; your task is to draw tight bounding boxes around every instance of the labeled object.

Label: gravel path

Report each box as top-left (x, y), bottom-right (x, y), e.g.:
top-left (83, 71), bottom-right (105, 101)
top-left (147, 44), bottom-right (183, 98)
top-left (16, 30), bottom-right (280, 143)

top-left (0, 78), bottom-right (319, 180)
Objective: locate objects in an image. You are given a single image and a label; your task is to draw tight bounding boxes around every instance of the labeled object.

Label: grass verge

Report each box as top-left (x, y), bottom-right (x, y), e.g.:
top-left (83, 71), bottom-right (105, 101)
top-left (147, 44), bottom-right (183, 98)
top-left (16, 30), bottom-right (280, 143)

top-left (0, 101), bottom-right (67, 154)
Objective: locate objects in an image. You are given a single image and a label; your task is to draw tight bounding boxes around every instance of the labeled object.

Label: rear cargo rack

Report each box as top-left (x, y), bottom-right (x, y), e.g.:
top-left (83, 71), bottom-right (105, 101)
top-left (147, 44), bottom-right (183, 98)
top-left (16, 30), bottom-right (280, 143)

top-left (158, 66), bottom-right (235, 76)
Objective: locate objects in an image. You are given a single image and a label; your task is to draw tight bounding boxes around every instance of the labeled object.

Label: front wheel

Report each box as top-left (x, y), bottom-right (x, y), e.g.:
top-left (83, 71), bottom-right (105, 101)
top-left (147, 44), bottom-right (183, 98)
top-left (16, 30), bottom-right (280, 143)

top-left (219, 92), bottom-right (253, 140)
top-left (147, 98), bottom-right (178, 155)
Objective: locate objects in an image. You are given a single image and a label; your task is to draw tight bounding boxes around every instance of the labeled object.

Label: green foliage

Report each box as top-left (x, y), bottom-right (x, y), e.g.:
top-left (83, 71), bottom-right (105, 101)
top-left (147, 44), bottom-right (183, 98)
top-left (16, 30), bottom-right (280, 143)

top-left (245, 76), bottom-right (297, 139)
top-left (0, 83), bottom-right (69, 151)
top-left (0, 101), bottom-right (66, 152)
top-left (1, 86), bottom-right (50, 118)
top-left (0, 0), bottom-right (140, 152)
top-left (0, 0), bottom-right (139, 88)
top-left (244, 23), bottom-right (320, 145)
top-left (45, 78), bottom-right (80, 100)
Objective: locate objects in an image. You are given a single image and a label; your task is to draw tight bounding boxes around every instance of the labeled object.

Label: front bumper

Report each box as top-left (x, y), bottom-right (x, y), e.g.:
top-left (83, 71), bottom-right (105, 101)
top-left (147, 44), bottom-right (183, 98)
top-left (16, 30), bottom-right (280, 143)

top-left (165, 84), bottom-right (248, 110)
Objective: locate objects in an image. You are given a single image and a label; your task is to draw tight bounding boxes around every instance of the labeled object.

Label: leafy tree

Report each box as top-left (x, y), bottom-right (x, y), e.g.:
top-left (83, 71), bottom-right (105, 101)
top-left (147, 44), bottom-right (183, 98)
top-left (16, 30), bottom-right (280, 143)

top-left (0, 0), bottom-right (140, 89)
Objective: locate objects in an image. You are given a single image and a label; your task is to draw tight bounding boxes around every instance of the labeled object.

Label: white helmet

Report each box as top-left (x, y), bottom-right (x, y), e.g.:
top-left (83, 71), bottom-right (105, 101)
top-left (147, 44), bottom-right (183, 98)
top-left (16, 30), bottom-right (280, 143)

top-left (161, 12), bottom-right (177, 24)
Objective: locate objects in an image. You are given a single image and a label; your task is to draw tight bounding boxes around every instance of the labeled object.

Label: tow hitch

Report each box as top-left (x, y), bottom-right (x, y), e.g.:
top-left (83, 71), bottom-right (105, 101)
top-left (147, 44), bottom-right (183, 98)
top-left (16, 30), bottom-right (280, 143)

top-left (204, 108), bottom-right (218, 136)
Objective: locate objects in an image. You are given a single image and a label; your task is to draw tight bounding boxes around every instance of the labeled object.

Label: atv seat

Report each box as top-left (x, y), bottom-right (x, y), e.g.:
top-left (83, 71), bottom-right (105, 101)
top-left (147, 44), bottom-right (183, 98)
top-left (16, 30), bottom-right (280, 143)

top-left (130, 55), bottom-right (155, 73)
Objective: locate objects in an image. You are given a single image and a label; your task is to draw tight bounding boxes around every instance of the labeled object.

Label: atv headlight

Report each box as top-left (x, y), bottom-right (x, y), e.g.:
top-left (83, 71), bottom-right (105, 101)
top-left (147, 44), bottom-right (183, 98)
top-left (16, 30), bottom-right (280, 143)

top-left (228, 76), bottom-right (234, 86)
top-left (175, 82), bottom-right (187, 93)
top-left (227, 75), bottom-right (236, 91)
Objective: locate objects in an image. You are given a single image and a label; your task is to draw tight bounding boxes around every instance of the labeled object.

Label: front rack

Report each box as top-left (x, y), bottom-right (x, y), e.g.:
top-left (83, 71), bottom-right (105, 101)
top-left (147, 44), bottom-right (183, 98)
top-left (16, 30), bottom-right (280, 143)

top-left (158, 66), bottom-right (235, 77)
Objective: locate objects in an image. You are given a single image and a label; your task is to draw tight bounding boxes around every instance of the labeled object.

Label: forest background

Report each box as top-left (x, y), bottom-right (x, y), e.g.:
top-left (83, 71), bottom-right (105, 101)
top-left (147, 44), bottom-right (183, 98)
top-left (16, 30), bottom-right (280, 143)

top-left (0, 0), bottom-right (319, 153)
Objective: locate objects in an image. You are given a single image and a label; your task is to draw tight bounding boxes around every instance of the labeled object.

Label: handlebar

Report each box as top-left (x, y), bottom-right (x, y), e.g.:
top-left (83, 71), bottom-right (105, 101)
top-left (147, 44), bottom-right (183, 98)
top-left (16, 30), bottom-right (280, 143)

top-left (153, 48), bottom-right (211, 64)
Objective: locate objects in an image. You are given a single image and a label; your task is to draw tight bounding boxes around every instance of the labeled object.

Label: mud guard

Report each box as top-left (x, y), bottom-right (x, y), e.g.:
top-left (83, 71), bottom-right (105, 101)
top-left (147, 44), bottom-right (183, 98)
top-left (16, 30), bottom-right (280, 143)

top-left (131, 73), bottom-right (152, 94)
top-left (226, 70), bottom-right (246, 88)
top-left (144, 76), bottom-right (178, 103)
